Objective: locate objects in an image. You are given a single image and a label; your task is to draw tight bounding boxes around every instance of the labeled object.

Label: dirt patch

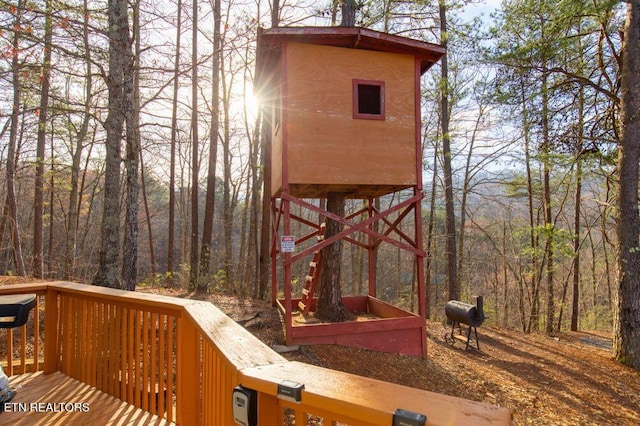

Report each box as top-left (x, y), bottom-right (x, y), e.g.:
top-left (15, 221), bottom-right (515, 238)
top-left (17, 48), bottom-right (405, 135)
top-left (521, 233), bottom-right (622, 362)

top-left (144, 288), bottom-right (639, 426)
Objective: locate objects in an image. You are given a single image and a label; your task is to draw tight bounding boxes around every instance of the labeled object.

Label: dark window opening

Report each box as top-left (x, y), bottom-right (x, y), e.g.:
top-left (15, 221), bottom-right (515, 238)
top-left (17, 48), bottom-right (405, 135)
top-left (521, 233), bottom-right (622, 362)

top-left (358, 84), bottom-right (381, 114)
top-left (353, 79), bottom-right (385, 120)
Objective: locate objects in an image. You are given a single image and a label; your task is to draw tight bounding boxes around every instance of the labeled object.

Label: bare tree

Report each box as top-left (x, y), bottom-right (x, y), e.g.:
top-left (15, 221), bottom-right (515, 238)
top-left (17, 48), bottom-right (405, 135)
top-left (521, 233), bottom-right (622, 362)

top-left (570, 87), bottom-right (585, 331)
top-left (199, 0), bottom-right (222, 288)
top-left (33, 0), bottom-right (53, 278)
top-left (94, 0), bottom-right (132, 288)
top-left (167, 0), bottom-right (183, 286)
top-left (64, 0), bottom-right (94, 281)
top-left (189, 0), bottom-right (201, 289)
top-left (6, 0), bottom-right (26, 276)
top-left (259, 0), bottom-right (282, 299)
top-left (439, 0), bottom-right (458, 301)
top-left (122, 0), bottom-right (141, 291)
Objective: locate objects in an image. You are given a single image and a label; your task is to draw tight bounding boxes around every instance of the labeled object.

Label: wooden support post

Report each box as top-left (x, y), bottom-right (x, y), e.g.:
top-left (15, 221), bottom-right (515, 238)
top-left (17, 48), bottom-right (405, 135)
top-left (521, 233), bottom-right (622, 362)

top-left (283, 197), bottom-right (293, 345)
top-left (177, 317), bottom-right (200, 425)
top-left (44, 288), bottom-right (59, 374)
top-left (367, 197), bottom-right (376, 297)
top-left (271, 198), bottom-right (278, 306)
top-left (414, 187), bottom-right (427, 356)
top-left (257, 392), bottom-right (280, 426)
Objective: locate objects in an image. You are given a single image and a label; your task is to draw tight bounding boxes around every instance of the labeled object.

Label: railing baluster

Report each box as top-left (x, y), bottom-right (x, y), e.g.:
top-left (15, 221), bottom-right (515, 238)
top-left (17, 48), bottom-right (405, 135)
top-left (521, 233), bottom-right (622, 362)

top-left (120, 305), bottom-right (127, 400)
top-left (258, 393), bottom-right (280, 425)
top-left (7, 328), bottom-right (13, 376)
top-left (44, 287), bottom-right (58, 374)
top-left (64, 296), bottom-right (72, 376)
top-left (108, 302), bottom-right (116, 397)
top-left (20, 323), bottom-right (26, 374)
top-left (127, 306), bottom-right (135, 405)
top-left (98, 301), bottom-right (105, 391)
top-left (79, 298), bottom-right (87, 383)
top-left (296, 409), bottom-right (309, 426)
top-left (158, 313), bottom-right (166, 417)
top-left (34, 296), bottom-right (40, 372)
top-left (90, 299), bottom-right (98, 387)
top-left (73, 295), bottom-right (81, 380)
top-left (134, 309), bottom-right (141, 408)
top-left (166, 315), bottom-right (174, 423)
top-left (142, 310), bottom-right (149, 412)
top-left (150, 311), bottom-right (157, 416)
top-left (176, 316), bottom-right (199, 425)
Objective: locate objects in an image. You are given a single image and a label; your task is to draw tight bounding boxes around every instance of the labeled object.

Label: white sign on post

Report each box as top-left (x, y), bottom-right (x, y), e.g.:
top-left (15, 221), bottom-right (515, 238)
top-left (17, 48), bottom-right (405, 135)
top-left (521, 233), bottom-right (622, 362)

top-left (281, 235), bottom-right (295, 253)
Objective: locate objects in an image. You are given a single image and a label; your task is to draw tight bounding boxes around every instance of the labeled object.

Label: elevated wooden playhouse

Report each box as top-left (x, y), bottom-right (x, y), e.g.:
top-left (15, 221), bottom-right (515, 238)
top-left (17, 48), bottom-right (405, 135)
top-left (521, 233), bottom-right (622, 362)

top-left (256, 27), bottom-right (445, 356)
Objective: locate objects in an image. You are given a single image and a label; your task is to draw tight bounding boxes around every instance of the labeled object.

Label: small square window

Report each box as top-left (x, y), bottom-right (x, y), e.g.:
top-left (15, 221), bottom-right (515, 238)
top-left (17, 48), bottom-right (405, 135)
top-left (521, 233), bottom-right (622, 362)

top-left (353, 79), bottom-right (385, 120)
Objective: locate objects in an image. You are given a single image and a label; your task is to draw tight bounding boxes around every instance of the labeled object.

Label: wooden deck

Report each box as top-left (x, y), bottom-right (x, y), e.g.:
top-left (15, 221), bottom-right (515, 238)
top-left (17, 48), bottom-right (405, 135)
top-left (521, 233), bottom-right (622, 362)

top-left (1, 372), bottom-right (173, 425)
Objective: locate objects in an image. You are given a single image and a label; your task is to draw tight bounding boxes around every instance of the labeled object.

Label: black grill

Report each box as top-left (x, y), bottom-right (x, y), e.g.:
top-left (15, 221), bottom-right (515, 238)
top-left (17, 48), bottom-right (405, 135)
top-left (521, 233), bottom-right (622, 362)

top-left (444, 296), bottom-right (484, 351)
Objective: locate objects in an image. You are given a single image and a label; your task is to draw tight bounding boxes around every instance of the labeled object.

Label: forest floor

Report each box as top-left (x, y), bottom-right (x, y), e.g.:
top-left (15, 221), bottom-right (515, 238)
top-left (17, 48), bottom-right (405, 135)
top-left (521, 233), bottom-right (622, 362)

top-left (147, 287), bottom-right (640, 426)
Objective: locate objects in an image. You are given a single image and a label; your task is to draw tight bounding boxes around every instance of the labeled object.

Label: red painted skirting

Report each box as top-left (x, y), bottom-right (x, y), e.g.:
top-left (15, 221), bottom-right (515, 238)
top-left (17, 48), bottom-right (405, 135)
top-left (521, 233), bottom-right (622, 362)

top-left (277, 296), bottom-right (426, 356)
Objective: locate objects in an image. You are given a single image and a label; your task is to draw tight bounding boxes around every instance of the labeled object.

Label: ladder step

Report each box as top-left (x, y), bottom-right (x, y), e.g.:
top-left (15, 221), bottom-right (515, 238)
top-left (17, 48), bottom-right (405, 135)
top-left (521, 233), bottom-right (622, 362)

top-left (306, 275), bottom-right (313, 282)
top-left (298, 301), bottom-right (306, 311)
top-left (302, 289), bottom-right (309, 296)
top-left (309, 261), bottom-right (317, 269)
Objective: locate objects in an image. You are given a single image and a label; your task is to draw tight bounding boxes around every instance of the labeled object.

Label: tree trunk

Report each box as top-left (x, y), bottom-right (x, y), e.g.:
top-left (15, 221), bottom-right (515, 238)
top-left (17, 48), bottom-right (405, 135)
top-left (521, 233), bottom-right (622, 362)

top-left (542, 71), bottom-right (555, 335)
top-left (258, 0), bottom-right (282, 300)
top-left (199, 0), bottom-right (221, 287)
top-left (167, 0), bottom-right (182, 286)
top-left (314, 1), bottom-right (357, 320)
top-left (122, 0), bottom-right (140, 291)
top-left (94, 0), bottom-right (130, 289)
top-left (33, 0), bottom-right (53, 279)
top-left (341, 0), bottom-right (357, 26)
top-left (614, 0), bottom-right (640, 370)
top-left (47, 138), bottom-right (55, 276)
top-left (502, 222), bottom-right (509, 328)
top-left (439, 0), bottom-right (458, 301)
top-left (271, 0), bottom-right (280, 27)
top-left (248, 112), bottom-right (261, 296)
top-left (189, 0), bottom-right (200, 290)
top-left (0, 199), bottom-right (9, 273)
top-left (571, 88), bottom-right (584, 332)
top-left (139, 153), bottom-right (156, 278)
top-left (7, 1), bottom-right (26, 277)
top-left (258, 107), bottom-right (272, 299)
top-left (425, 137), bottom-right (439, 319)
top-left (64, 1), bottom-right (93, 280)
top-left (521, 76), bottom-right (537, 333)
top-left (221, 53), bottom-right (233, 290)
top-left (316, 193), bottom-right (349, 322)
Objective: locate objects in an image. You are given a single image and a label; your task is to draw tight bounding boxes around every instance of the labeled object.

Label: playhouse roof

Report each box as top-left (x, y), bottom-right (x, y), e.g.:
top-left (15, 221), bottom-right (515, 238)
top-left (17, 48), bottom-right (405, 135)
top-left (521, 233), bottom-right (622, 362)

top-left (256, 26), bottom-right (446, 78)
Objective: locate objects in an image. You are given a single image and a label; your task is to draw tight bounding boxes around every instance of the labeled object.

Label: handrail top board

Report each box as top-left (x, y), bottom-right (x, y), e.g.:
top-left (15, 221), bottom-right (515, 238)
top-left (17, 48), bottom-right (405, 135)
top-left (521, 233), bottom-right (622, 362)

top-left (184, 302), bottom-right (286, 371)
top-left (240, 361), bottom-right (511, 426)
top-left (0, 281), bottom-right (191, 313)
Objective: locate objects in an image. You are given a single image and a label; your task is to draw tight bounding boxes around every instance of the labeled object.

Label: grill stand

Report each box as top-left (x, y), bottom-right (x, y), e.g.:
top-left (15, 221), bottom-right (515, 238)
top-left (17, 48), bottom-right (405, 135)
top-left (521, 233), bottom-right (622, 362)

top-left (444, 321), bottom-right (480, 351)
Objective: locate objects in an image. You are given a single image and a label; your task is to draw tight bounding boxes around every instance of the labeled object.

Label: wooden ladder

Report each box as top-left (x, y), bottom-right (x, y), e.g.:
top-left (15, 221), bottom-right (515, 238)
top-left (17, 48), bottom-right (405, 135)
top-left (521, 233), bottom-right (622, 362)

top-left (298, 222), bottom-right (326, 314)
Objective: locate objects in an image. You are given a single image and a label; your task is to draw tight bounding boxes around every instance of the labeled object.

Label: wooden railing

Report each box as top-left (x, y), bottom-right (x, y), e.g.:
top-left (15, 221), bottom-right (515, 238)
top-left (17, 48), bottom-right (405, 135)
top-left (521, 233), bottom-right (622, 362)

top-left (0, 282), bottom-right (511, 425)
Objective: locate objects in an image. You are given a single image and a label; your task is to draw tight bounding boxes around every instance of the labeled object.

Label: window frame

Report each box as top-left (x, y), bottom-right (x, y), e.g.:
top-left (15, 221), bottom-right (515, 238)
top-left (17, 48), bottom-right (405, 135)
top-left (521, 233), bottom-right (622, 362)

top-left (352, 79), bottom-right (386, 120)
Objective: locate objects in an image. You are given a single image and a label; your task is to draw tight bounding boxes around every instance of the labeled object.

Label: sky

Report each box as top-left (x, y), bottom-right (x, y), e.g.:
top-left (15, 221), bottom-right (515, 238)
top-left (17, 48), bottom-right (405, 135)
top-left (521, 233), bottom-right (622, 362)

top-left (463, 0), bottom-right (501, 23)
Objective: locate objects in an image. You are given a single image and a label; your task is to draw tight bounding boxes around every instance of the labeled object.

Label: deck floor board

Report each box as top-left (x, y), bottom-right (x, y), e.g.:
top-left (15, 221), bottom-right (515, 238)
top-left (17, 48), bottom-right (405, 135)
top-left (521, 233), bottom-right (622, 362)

top-left (1, 372), bottom-right (173, 425)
